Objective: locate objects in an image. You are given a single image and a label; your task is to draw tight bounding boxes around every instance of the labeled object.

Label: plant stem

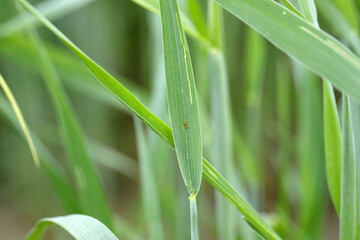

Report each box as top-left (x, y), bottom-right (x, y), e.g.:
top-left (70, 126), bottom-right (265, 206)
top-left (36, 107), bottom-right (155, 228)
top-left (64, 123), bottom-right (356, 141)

top-left (189, 195), bottom-right (200, 240)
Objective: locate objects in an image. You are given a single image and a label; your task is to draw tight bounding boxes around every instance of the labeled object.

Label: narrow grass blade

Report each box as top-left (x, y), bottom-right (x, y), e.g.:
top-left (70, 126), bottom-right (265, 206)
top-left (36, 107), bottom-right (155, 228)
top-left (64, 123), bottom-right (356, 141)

top-left (296, 0), bottom-right (342, 216)
top-left (134, 118), bottom-right (164, 240)
top-left (340, 95), bottom-right (358, 240)
top-left (210, 0), bottom-right (360, 102)
top-left (26, 214), bottom-right (118, 240)
top-left (18, 2), bottom-right (113, 229)
top-left (18, 2), bottom-right (280, 238)
top-left (323, 81), bottom-right (342, 215)
top-left (0, 73), bottom-right (39, 166)
top-left (159, 0), bottom-right (202, 238)
top-left (159, 0), bottom-right (202, 196)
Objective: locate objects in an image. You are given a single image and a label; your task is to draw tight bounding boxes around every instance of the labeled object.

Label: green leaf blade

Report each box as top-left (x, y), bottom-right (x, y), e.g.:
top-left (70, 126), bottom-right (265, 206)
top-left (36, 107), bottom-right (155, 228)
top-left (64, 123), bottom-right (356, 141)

top-left (159, 0), bottom-right (202, 196)
top-left (340, 95), bottom-right (358, 240)
top-left (323, 81), bottom-right (342, 215)
top-left (26, 214), bottom-right (118, 240)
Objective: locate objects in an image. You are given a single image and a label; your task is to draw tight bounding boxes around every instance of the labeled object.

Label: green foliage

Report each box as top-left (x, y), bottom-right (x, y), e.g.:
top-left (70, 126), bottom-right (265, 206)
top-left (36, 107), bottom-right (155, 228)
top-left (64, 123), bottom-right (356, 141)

top-left (340, 95), bottom-right (358, 240)
top-left (0, 0), bottom-right (360, 239)
top-left (159, 0), bottom-right (202, 197)
top-left (26, 214), bottom-right (118, 240)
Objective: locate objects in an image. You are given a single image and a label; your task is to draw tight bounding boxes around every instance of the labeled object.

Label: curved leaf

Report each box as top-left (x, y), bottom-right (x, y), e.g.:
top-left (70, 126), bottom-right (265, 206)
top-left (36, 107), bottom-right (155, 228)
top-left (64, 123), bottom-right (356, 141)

top-left (26, 214), bottom-right (118, 240)
top-left (0, 73), bottom-right (39, 166)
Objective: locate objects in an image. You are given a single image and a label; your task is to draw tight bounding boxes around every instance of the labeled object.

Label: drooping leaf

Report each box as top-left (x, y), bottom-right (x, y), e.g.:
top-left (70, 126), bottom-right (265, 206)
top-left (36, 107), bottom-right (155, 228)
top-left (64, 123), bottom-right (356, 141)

top-left (26, 214), bottom-right (118, 240)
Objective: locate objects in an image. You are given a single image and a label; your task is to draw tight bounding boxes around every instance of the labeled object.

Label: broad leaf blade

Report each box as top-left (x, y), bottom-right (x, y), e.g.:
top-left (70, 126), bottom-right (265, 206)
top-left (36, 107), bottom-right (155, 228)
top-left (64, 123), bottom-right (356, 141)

top-left (26, 214), bottom-right (118, 240)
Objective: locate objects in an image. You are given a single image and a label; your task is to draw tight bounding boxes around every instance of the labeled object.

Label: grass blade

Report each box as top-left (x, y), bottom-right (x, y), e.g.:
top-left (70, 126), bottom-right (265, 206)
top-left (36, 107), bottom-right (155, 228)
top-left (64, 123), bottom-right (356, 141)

top-left (0, 73), bottom-right (39, 166)
top-left (210, 0), bottom-right (360, 102)
top-left (323, 81), bottom-right (342, 215)
top-left (26, 214), bottom-right (118, 240)
top-left (340, 95), bottom-right (358, 240)
top-left (18, 2), bottom-right (280, 238)
top-left (159, 0), bottom-right (202, 197)
top-left (159, 0), bottom-right (202, 238)
top-left (296, 0), bottom-right (342, 217)
top-left (17, 2), bottom-right (113, 229)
